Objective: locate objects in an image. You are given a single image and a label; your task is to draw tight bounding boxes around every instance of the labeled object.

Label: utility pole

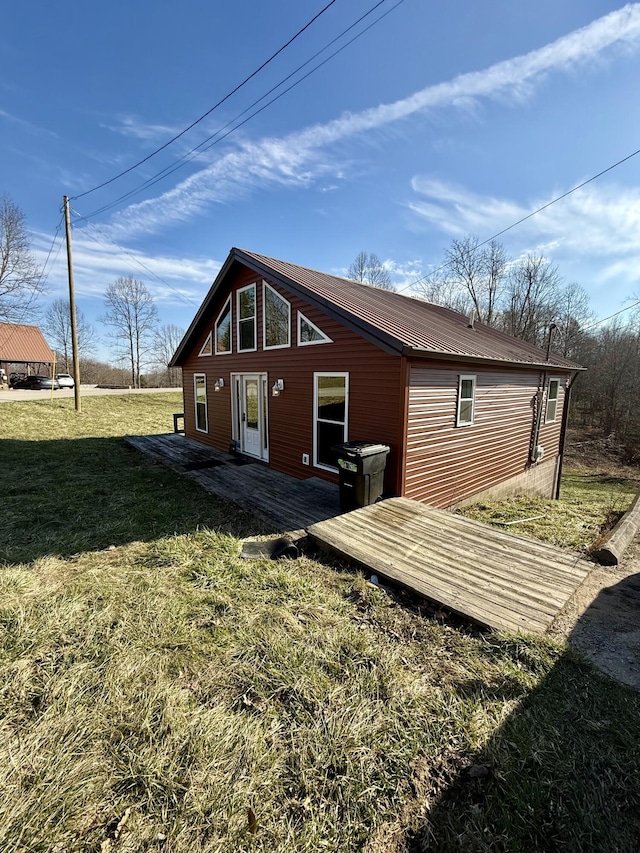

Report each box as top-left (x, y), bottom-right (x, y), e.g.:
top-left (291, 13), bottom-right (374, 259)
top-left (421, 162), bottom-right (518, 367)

top-left (63, 196), bottom-right (81, 412)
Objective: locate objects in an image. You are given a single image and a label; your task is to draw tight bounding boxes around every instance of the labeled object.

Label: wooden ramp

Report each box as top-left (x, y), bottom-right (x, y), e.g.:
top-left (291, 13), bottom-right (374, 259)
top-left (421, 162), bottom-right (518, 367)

top-left (307, 497), bottom-right (592, 635)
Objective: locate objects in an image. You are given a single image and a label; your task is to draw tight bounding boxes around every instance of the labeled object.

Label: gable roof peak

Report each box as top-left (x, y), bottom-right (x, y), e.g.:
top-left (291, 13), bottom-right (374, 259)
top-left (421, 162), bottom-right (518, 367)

top-left (170, 248), bottom-right (581, 371)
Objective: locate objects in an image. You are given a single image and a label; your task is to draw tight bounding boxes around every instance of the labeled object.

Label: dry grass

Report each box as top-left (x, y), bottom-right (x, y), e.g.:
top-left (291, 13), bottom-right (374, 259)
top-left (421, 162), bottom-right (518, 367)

top-left (1, 395), bottom-right (639, 852)
top-left (458, 470), bottom-right (637, 554)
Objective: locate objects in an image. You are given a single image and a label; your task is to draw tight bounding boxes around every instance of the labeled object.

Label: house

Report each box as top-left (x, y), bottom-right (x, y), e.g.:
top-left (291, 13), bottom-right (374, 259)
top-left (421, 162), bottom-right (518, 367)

top-left (169, 248), bottom-right (581, 508)
top-left (0, 322), bottom-right (55, 387)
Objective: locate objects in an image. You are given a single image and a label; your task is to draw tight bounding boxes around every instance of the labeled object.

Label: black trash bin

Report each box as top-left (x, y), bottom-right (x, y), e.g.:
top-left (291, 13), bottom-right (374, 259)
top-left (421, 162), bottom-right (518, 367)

top-left (332, 441), bottom-right (390, 511)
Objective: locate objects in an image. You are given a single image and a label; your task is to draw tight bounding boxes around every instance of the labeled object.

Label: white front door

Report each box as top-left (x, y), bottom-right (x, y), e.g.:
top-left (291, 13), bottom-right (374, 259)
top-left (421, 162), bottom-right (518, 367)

top-left (242, 376), bottom-right (261, 457)
top-left (237, 374), bottom-right (268, 460)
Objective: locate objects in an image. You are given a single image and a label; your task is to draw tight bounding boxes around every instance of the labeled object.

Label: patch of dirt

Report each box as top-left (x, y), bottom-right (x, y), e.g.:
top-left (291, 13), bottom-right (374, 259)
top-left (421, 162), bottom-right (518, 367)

top-left (547, 427), bottom-right (640, 690)
top-left (550, 537), bottom-right (640, 691)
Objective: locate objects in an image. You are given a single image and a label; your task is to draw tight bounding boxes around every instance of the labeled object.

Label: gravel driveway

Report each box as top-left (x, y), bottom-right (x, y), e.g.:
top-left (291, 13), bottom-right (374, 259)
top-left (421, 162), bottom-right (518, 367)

top-left (550, 538), bottom-right (640, 691)
top-left (0, 386), bottom-right (177, 403)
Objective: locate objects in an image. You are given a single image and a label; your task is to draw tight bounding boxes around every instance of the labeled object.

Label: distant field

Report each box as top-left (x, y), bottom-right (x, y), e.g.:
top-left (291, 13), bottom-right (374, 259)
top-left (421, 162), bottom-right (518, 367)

top-left (1, 395), bottom-right (639, 852)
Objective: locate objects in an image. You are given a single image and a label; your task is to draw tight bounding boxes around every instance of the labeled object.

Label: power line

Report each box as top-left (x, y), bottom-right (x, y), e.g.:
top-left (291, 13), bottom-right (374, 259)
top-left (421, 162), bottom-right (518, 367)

top-left (398, 144), bottom-right (640, 295)
top-left (581, 299), bottom-right (640, 332)
top-left (70, 207), bottom-right (200, 307)
top-left (76, 0), bottom-right (406, 222)
top-left (71, 0), bottom-right (339, 202)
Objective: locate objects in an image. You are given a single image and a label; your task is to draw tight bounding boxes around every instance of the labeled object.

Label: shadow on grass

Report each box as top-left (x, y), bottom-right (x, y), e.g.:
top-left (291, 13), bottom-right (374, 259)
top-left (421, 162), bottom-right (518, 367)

top-left (401, 603), bottom-right (640, 852)
top-left (1, 437), bottom-right (269, 565)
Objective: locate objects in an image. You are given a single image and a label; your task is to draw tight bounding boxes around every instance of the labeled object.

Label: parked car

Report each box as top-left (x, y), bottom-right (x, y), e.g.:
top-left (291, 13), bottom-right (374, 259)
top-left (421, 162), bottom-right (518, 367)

top-left (55, 373), bottom-right (75, 389)
top-left (12, 375), bottom-right (60, 390)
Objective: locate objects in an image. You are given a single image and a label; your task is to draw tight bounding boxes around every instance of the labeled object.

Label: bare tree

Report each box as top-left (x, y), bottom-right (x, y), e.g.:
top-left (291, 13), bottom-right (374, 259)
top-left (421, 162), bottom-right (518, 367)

top-left (43, 298), bottom-right (97, 371)
top-left (101, 277), bottom-right (159, 388)
top-left (414, 269), bottom-right (470, 314)
top-left (444, 236), bottom-right (508, 324)
top-left (150, 323), bottom-right (184, 387)
top-left (348, 251), bottom-right (393, 290)
top-left (500, 253), bottom-right (561, 347)
top-left (554, 282), bottom-right (594, 359)
top-left (0, 195), bottom-right (44, 323)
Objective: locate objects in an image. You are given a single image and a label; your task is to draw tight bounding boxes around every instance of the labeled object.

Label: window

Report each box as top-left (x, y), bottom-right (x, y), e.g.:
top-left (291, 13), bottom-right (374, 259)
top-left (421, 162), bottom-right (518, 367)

top-left (215, 298), bottom-right (232, 354)
top-left (198, 331), bottom-right (213, 357)
top-left (237, 284), bottom-right (256, 352)
top-left (545, 378), bottom-right (560, 423)
top-left (194, 374), bottom-right (208, 432)
top-left (456, 375), bottom-right (476, 426)
top-left (298, 311), bottom-right (332, 346)
top-left (314, 373), bottom-right (348, 470)
top-left (263, 282), bottom-right (291, 349)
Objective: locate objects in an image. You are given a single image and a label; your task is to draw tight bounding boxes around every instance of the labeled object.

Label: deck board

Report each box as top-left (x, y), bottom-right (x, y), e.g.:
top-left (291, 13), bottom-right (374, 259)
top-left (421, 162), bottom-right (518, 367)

top-left (125, 433), bottom-right (341, 533)
top-left (307, 497), bottom-right (591, 635)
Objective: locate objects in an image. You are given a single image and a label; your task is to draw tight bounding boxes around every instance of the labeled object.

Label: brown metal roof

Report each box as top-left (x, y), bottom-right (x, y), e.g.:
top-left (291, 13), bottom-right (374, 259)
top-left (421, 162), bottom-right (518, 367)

top-left (0, 323), bottom-right (54, 364)
top-left (171, 248), bottom-right (581, 370)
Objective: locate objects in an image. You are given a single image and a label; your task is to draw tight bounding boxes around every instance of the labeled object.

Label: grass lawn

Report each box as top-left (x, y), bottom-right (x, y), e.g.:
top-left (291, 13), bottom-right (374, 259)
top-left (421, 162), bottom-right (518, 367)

top-left (1, 394), bottom-right (639, 852)
top-left (458, 470), bottom-right (638, 553)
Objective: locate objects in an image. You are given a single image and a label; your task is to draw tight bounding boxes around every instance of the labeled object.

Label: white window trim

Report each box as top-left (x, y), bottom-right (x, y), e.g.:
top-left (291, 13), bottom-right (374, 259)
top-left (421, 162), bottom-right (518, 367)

top-left (263, 281), bottom-right (291, 350)
top-left (545, 377), bottom-right (561, 424)
top-left (194, 373), bottom-right (208, 433)
top-left (456, 374), bottom-right (476, 427)
top-left (313, 371), bottom-right (349, 472)
top-left (198, 330), bottom-right (213, 357)
top-left (236, 284), bottom-right (257, 353)
top-left (297, 311), bottom-right (333, 346)
top-left (214, 297), bottom-right (232, 355)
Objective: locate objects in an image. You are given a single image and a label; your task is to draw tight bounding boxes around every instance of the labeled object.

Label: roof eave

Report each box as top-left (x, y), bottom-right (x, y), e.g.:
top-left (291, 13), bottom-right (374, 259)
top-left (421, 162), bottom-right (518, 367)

top-left (169, 251), bottom-right (242, 367)
top-left (235, 249), bottom-right (403, 356)
top-left (402, 346), bottom-right (585, 372)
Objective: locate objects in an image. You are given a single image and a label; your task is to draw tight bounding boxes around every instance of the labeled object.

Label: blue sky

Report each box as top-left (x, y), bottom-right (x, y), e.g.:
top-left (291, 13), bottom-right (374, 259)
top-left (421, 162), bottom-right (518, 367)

top-left (2, 1), bottom-right (640, 356)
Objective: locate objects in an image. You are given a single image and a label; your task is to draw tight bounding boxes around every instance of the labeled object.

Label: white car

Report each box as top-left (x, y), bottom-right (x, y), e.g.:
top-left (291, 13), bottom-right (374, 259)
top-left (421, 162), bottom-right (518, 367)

top-left (55, 373), bottom-right (75, 389)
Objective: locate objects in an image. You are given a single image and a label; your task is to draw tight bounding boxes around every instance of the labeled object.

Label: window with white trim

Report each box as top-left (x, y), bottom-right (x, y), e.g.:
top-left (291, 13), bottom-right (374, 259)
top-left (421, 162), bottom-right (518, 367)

top-left (237, 284), bottom-right (256, 352)
top-left (298, 311), bottom-right (332, 346)
top-left (215, 298), bottom-right (232, 354)
top-left (194, 374), bottom-right (208, 432)
top-left (545, 378), bottom-right (560, 423)
top-left (456, 375), bottom-right (476, 426)
top-left (314, 373), bottom-right (348, 470)
top-left (263, 282), bottom-right (291, 349)
top-left (198, 331), bottom-right (213, 357)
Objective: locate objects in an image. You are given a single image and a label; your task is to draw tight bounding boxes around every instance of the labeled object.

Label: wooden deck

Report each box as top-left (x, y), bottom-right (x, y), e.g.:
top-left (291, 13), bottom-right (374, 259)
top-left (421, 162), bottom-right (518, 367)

top-left (307, 497), bottom-right (592, 634)
top-left (125, 433), bottom-right (340, 533)
top-left (127, 435), bottom-right (592, 634)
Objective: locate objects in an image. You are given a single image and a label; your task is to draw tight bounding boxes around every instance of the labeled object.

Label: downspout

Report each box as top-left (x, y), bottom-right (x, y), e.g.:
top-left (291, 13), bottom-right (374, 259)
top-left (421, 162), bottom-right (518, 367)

top-left (529, 324), bottom-right (557, 463)
top-left (555, 371), bottom-right (579, 499)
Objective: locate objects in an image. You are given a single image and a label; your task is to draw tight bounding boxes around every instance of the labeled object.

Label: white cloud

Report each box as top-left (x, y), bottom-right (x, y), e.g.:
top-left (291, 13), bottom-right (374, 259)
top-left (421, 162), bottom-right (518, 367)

top-left (409, 175), bottom-right (640, 256)
top-left (407, 176), bottom-right (640, 296)
top-left (31, 228), bottom-right (220, 306)
top-left (91, 4), bottom-right (640, 242)
top-left (103, 115), bottom-right (184, 142)
top-left (0, 108), bottom-right (57, 138)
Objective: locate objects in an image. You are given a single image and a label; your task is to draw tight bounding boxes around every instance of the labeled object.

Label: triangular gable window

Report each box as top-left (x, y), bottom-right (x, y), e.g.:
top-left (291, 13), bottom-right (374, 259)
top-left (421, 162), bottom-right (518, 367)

top-left (198, 331), bottom-right (213, 356)
top-left (298, 312), bottom-right (332, 346)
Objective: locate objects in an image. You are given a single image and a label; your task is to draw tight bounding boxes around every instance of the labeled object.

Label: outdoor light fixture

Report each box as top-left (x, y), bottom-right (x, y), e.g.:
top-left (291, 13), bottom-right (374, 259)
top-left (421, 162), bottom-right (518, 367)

top-left (214, 377), bottom-right (224, 392)
top-left (272, 379), bottom-right (284, 397)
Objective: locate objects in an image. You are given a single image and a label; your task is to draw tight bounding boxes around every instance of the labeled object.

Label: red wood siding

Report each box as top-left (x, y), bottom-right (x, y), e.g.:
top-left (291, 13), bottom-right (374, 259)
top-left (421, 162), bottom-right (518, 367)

top-left (404, 362), bottom-right (567, 507)
top-left (181, 266), bottom-right (405, 492)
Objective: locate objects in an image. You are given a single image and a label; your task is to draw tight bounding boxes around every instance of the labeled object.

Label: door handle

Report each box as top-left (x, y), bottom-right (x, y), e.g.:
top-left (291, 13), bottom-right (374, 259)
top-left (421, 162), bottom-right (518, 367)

top-left (242, 413), bottom-right (246, 422)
